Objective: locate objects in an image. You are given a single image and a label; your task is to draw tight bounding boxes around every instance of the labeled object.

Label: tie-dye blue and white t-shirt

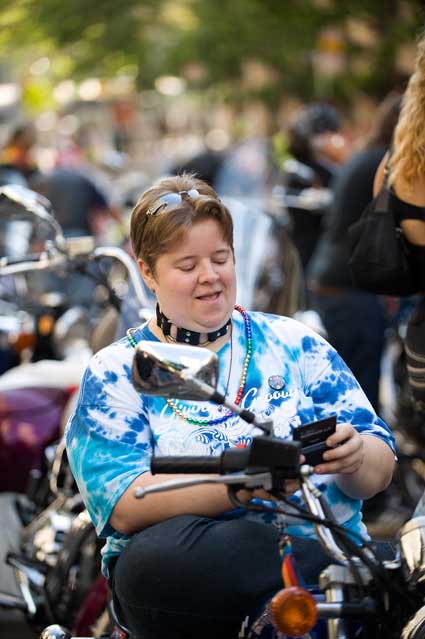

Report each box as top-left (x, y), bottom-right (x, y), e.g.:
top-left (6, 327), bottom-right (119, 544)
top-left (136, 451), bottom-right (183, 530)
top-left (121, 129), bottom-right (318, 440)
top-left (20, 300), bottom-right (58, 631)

top-left (65, 310), bottom-right (395, 577)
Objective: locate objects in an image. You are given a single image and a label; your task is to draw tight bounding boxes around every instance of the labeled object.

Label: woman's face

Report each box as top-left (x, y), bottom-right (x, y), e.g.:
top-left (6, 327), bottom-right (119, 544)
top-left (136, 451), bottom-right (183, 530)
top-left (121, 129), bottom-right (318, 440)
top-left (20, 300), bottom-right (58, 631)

top-left (139, 218), bottom-right (237, 332)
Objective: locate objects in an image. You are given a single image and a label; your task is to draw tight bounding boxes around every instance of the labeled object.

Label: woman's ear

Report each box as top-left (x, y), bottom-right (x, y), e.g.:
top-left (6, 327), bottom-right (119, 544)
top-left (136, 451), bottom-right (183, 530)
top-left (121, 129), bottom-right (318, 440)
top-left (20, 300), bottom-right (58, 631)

top-left (138, 258), bottom-right (156, 294)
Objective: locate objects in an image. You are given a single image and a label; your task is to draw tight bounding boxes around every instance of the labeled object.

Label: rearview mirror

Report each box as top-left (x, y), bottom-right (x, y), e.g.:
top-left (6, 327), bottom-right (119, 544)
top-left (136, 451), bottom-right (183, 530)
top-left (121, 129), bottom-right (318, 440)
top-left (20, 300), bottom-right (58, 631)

top-left (132, 341), bottom-right (218, 401)
top-left (0, 184), bottom-right (65, 258)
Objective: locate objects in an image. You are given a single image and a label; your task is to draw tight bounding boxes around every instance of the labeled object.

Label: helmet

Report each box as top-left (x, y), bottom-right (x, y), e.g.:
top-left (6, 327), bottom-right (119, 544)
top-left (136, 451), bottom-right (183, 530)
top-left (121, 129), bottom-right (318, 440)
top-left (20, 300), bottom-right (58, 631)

top-left (290, 103), bottom-right (341, 139)
top-left (288, 103), bottom-right (342, 165)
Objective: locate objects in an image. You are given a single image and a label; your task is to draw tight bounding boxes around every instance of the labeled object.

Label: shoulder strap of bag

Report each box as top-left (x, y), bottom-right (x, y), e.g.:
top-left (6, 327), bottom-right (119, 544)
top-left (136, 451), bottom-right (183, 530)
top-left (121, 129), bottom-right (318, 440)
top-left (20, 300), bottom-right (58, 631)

top-left (374, 148), bottom-right (393, 209)
top-left (383, 149), bottom-right (392, 184)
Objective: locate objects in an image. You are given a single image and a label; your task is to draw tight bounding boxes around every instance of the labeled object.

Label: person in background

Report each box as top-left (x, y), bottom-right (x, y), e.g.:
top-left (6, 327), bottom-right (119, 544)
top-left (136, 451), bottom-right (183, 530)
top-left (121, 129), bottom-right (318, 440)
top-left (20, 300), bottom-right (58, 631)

top-left (287, 103), bottom-right (350, 182)
top-left (374, 33), bottom-right (425, 441)
top-left (29, 167), bottom-right (125, 309)
top-left (170, 147), bottom-right (227, 188)
top-left (307, 92), bottom-right (402, 414)
top-left (65, 173), bottom-right (395, 639)
top-left (31, 167), bottom-right (123, 240)
top-left (285, 102), bottom-right (351, 269)
top-left (0, 121), bottom-right (39, 181)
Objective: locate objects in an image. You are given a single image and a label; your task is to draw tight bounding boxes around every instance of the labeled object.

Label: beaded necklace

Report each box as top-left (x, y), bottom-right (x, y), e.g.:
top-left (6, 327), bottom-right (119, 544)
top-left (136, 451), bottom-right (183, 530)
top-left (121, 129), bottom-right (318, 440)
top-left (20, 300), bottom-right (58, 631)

top-left (126, 304), bottom-right (252, 426)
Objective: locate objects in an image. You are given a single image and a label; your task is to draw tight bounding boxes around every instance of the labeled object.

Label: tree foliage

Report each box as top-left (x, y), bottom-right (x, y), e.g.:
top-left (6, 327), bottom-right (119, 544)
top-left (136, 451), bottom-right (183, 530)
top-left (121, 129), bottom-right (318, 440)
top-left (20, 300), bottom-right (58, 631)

top-left (0, 0), bottom-right (423, 103)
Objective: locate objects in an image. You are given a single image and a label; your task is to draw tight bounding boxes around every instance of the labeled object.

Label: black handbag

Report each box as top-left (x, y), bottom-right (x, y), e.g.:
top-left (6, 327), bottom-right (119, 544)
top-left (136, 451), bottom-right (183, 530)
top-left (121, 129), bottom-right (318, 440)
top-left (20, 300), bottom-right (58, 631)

top-left (348, 175), bottom-right (420, 296)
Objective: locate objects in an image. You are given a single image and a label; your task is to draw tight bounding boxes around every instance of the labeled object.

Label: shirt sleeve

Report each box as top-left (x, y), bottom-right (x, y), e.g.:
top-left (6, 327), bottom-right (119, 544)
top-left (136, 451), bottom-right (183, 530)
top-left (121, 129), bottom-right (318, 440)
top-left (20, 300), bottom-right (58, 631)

top-left (300, 328), bottom-right (396, 453)
top-left (65, 347), bottom-right (153, 537)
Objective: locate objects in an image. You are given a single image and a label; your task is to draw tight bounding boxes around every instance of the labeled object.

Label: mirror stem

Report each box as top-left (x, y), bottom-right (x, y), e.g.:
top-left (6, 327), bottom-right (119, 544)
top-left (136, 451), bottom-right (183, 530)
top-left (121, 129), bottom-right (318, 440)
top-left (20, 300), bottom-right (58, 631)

top-left (193, 379), bottom-right (274, 435)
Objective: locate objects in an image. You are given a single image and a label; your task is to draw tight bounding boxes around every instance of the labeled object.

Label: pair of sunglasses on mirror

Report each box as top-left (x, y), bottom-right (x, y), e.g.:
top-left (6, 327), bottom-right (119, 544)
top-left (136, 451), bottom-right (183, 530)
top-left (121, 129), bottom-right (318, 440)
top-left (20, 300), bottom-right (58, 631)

top-left (146, 189), bottom-right (203, 217)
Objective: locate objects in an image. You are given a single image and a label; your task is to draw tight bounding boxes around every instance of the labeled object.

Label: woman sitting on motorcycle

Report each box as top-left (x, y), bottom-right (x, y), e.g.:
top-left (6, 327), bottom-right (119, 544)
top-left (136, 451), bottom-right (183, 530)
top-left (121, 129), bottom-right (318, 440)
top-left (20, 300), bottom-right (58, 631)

top-left (65, 174), bottom-right (395, 639)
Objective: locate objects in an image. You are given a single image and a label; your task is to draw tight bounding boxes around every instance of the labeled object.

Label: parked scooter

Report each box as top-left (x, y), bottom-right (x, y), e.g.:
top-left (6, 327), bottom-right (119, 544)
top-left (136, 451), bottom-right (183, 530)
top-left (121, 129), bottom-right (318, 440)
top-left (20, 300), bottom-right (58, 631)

top-left (40, 341), bottom-right (425, 639)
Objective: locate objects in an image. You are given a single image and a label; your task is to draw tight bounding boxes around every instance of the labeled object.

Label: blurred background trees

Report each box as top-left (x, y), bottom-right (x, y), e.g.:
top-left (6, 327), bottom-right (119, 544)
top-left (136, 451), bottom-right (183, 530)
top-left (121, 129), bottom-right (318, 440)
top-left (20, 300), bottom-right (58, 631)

top-left (0, 0), bottom-right (423, 101)
top-left (0, 0), bottom-right (423, 174)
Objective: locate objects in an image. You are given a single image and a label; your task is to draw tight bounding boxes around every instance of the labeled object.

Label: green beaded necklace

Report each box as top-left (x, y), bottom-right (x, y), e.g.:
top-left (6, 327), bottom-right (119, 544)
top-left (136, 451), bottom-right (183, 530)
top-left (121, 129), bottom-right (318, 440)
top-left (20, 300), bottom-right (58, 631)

top-left (126, 304), bottom-right (252, 426)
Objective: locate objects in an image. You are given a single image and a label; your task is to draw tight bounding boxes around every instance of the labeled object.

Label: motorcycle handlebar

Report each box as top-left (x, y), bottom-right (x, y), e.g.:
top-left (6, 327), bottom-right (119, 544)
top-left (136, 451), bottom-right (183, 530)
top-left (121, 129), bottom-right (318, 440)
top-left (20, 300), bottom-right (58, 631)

top-left (0, 253), bottom-right (43, 266)
top-left (0, 252), bottom-right (66, 275)
top-left (151, 456), bottom-right (222, 474)
top-left (151, 448), bottom-right (251, 475)
top-left (0, 243), bottom-right (153, 313)
top-left (145, 439), bottom-right (358, 567)
top-left (93, 246), bottom-right (152, 310)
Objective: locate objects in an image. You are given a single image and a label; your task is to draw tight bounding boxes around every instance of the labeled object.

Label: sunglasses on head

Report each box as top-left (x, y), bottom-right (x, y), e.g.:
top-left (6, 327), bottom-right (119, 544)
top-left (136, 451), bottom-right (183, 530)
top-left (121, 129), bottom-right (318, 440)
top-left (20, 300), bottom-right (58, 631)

top-left (146, 189), bottom-right (202, 217)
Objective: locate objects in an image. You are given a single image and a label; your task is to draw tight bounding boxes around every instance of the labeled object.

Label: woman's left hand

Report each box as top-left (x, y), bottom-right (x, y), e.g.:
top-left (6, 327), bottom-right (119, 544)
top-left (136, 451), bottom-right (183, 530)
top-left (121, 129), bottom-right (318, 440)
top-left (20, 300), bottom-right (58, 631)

top-left (313, 423), bottom-right (364, 475)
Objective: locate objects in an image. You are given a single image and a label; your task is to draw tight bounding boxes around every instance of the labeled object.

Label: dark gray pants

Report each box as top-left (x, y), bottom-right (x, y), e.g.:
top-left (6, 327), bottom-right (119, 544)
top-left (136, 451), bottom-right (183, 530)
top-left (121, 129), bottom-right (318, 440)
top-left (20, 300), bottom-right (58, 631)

top-left (110, 515), bottom-right (333, 639)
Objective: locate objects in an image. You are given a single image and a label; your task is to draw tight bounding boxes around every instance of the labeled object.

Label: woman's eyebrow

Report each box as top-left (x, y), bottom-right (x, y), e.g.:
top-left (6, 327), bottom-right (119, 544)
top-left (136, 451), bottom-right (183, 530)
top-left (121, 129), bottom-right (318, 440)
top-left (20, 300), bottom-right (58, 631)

top-left (210, 248), bottom-right (231, 259)
top-left (172, 248), bottom-right (230, 264)
top-left (172, 255), bottom-right (196, 264)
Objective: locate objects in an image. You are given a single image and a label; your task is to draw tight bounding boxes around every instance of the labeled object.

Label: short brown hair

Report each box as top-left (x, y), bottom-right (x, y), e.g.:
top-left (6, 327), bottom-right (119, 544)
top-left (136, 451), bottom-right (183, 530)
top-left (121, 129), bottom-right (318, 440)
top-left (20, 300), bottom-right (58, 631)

top-left (130, 173), bottom-right (234, 272)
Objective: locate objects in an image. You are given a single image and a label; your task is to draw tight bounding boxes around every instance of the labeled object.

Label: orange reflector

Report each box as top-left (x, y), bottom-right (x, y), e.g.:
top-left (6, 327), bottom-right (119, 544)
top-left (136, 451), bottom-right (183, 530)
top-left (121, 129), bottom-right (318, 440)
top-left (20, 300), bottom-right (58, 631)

top-left (37, 314), bottom-right (55, 336)
top-left (271, 586), bottom-right (317, 637)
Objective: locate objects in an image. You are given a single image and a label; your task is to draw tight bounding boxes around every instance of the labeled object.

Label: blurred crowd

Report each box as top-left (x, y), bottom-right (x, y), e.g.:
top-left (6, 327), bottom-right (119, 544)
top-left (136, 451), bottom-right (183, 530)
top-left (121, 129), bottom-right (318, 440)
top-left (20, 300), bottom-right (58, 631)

top-left (0, 86), bottom-right (419, 425)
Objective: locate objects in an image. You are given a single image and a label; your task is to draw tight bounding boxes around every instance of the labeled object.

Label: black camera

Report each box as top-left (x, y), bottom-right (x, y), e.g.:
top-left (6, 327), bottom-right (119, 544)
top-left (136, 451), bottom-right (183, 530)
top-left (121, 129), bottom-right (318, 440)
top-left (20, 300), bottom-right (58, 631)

top-left (292, 415), bottom-right (337, 466)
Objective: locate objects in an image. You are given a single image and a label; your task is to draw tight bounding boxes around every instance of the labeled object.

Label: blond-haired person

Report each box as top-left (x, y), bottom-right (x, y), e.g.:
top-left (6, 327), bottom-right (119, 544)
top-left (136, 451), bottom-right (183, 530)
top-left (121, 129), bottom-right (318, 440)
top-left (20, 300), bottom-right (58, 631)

top-left (374, 30), bottom-right (425, 414)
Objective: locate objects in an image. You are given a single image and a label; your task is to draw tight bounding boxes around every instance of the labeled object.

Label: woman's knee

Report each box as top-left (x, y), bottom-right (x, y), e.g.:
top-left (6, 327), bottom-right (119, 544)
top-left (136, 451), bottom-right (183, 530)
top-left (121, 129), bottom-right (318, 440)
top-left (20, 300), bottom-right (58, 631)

top-left (113, 515), bottom-right (200, 603)
top-left (113, 515), bottom-right (282, 611)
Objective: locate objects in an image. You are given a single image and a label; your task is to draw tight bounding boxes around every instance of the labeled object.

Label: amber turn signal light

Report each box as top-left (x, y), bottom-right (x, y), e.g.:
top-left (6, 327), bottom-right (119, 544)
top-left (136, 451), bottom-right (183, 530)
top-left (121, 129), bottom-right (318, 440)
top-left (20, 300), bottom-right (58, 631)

top-left (37, 314), bottom-right (55, 336)
top-left (271, 586), bottom-right (317, 637)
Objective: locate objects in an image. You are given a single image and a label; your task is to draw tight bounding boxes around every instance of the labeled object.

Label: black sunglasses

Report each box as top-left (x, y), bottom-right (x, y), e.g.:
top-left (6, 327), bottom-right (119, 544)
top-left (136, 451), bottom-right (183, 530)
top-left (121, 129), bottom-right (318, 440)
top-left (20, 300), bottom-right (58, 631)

top-left (146, 189), bottom-right (202, 217)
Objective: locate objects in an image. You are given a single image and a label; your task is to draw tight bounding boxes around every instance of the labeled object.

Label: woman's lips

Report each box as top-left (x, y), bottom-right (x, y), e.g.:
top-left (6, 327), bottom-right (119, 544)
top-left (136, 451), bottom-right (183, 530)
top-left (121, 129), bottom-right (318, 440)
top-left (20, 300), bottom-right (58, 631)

top-left (196, 291), bottom-right (221, 302)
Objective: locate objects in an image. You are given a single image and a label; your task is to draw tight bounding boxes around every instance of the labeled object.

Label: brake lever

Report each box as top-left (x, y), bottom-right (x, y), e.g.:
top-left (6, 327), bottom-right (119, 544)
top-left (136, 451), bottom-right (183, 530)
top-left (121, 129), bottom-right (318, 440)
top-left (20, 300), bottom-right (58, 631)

top-left (134, 471), bottom-right (273, 499)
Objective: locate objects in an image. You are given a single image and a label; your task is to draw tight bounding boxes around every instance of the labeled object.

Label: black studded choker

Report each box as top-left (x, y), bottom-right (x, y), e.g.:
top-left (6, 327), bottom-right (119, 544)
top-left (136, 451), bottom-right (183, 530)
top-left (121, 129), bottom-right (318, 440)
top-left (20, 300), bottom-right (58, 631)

top-left (155, 304), bottom-right (231, 346)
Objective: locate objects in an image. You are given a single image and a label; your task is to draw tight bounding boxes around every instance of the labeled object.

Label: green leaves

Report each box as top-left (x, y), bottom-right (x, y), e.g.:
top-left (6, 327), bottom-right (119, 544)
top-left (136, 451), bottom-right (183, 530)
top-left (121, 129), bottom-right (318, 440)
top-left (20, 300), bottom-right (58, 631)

top-left (0, 0), bottom-right (423, 104)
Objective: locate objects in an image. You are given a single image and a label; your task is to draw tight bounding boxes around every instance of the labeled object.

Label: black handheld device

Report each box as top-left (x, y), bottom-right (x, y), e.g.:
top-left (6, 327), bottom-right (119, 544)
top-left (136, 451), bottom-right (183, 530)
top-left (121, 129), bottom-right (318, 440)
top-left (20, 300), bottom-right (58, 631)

top-left (292, 415), bottom-right (337, 466)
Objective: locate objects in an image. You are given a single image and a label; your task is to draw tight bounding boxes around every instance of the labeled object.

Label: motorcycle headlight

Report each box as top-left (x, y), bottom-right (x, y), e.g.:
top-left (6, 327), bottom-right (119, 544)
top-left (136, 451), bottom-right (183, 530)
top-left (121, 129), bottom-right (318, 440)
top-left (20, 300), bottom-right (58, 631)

top-left (399, 516), bottom-right (425, 588)
top-left (402, 605), bottom-right (425, 639)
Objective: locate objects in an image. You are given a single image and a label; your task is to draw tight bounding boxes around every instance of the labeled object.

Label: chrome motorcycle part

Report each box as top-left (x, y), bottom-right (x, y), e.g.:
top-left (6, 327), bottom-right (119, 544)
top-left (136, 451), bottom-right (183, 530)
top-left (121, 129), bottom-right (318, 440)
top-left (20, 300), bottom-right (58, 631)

top-left (399, 516), bottom-right (425, 587)
top-left (0, 183), bottom-right (66, 252)
top-left (132, 340), bottom-right (219, 401)
top-left (402, 605), bottom-right (425, 639)
top-left (39, 625), bottom-right (72, 639)
top-left (132, 341), bottom-right (269, 431)
top-left (320, 565), bottom-right (351, 639)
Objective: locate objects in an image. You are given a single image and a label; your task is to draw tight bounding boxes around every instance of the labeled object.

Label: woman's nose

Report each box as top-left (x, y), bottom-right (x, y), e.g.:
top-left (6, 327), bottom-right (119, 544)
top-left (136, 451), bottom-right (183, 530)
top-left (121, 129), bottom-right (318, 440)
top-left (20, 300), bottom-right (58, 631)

top-left (198, 260), bottom-right (219, 282)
